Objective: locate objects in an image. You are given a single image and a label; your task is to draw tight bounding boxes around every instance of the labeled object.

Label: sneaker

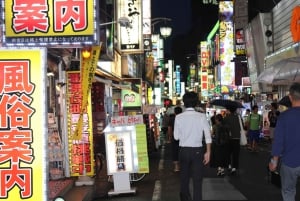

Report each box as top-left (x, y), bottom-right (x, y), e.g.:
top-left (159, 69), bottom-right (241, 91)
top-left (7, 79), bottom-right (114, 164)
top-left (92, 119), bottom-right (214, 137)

top-left (220, 168), bottom-right (225, 176)
top-left (217, 168), bottom-right (225, 176)
top-left (174, 168), bottom-right (180, 172)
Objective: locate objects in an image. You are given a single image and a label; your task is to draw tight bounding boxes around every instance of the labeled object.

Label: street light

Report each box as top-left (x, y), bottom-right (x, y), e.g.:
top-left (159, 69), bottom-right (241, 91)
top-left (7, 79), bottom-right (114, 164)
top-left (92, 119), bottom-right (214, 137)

top-left (151, 17), bottom-right (172, 38)
top-left (99, 17), bottom-right (131, 28)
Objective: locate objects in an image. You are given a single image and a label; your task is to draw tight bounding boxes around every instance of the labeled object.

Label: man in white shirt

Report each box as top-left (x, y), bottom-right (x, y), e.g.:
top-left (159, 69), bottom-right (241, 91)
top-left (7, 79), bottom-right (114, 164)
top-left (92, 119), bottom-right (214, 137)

top-left (174, 92), bottom-right (212, 201)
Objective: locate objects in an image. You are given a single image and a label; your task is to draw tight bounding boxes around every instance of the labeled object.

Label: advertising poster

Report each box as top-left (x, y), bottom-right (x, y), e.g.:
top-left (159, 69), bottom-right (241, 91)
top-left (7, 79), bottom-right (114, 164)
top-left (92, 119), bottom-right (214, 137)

top-left (73, 45), bottom-right (100, 140)
top-left (135, 124), bottom-right (149, 173)
top-left (2, 0), bottom-right (98, 46)
top-left (0, 48), bottom-right (47, 200)
top-left (66, 71), bottom-right (95, 176)
top-left (219, 1), bottom-right (235, 86)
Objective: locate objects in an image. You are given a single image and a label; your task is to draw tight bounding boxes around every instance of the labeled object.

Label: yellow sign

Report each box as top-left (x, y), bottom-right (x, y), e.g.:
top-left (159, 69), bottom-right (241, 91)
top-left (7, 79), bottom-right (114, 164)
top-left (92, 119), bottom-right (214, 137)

top-left (0, 48), bottom-right (47, 200)
top-left (66, 71), bottom-right (95, 176)
top-left (3, 0), bottom-right (97, 45)
top-left (135, 124), bottom-right (149, 173)
top-left (73, 45), bottom-right (101, 140)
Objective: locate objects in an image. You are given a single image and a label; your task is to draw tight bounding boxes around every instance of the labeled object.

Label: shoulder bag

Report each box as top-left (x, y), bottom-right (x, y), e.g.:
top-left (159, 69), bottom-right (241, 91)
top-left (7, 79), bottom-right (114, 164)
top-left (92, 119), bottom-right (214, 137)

top-left (238, 115), bottom-right (247, 146)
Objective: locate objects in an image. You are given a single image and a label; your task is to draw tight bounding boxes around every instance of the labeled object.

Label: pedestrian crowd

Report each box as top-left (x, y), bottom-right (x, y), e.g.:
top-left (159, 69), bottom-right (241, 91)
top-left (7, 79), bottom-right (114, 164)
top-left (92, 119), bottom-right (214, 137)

top-left (160, 83), bottom-right (300, 201)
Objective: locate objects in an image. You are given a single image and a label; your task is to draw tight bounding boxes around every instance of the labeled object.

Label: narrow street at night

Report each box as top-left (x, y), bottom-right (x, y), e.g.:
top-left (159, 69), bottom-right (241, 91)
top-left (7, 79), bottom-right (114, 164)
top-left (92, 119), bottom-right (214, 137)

top-left (86, 138), bottom-right (300, 201)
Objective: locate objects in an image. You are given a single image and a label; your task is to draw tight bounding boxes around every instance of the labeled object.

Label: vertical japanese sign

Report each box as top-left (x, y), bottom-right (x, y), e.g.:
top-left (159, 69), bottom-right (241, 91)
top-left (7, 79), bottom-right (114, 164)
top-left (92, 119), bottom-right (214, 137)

top-left (66, 71), bottom-right (95, 177)
top-left (135, 124), bottom-right (149, 173)
top-left (0, 48), bottom-right (47, 200)
top-left (200, 41), bottom-right (209, 96)
top-left (117, 0), bottom-right (143, 52)
top-left (219, 1), bottom-right (234, 86)
top-left (3, 0), bottom-right (98, 46)
top-left (235, 29), bottom-right (246, 56)
top-left (73, 45), bottom-right (100, 140)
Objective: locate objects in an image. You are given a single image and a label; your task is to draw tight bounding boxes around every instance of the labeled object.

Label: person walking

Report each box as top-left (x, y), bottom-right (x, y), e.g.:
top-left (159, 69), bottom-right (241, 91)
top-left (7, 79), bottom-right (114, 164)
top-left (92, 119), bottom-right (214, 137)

top-left (161, 111), bottom-right (170, 143)
top-left (269, 83), bottom-right (300, 201)
top-left (212, 114), bottom-right (230, 176)
top-left (168, 106), bottom-right (183, 172)
top-left (223, 106), bottom-right (242, 175)
top-left (268, 102), bottom-right (280, 142)
top-left (174, 92), bottom-right (212, 201)
top-left (246, 105), bottom-right (263, 152)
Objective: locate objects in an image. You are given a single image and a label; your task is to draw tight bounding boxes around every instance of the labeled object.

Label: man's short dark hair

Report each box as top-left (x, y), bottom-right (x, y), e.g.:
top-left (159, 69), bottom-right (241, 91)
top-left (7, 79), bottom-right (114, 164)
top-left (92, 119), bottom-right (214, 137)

top-left (271, 102), bottom-right (278, 109)
top-left (289, 83), bottom-right (300, 101)
top-left (227, 106), bottom-right (237, 113)
top-left (174, 106), bottom-right (183, 115)
top-left (252, 105), bottom-right (258, 110)
top-left (183, 92), bottom-right (199, 108)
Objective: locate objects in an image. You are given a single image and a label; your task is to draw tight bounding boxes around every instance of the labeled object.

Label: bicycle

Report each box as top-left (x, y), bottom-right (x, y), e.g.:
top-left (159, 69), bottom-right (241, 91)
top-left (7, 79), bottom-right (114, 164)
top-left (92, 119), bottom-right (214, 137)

top-left (94, 153), bottom-right (105, 178)
top-left (130, 172), bottom-right (146, 182)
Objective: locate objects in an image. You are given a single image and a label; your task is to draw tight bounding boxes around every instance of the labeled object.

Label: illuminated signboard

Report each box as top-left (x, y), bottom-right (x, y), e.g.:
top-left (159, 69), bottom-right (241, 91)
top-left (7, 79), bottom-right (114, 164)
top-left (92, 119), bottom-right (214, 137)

top-left (0, 48), bottom-right (47, 200)
top-left (219, 1), bottom-right (235, 86)
top-left (121, 86), bottom-right (142, 110)
top-left (2, 0), bottom-right (98, 46)
top-left (200, 41), bottom-right (208, 93)
top-left (66, 72), bottom-right (95, 176)
top-left (235, 28), bottom-right (246, 56)
top-left (175, 65), bottom-right (181, 95)
top-left (104, 124), bottom-right (149, 175)
top-left (117, 0), bottom-right (143, 52)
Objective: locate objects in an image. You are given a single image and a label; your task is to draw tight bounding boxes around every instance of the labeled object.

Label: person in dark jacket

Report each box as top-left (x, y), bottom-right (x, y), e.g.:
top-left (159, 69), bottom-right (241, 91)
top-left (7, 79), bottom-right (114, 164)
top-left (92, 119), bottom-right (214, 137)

top-left (212, 114), bottom-right (230, 176)
top-left (269, 83), bottom-right (300, 201)
top-left (168, 106), bottom-right (183, 172)
top-left (223, 106), bottom-right (242, 175)
top-left (268, 102), bottom-right (280, 142)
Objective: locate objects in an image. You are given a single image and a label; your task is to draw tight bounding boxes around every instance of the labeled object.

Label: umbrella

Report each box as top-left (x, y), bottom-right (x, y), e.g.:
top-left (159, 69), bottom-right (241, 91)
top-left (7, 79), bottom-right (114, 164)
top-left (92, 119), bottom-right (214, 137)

top-left (278, 95), bottom-right (291, 108)
top-left (210, 99), bottom-right (244, 109)
top-left (257, 57), bottom-right (300, 85)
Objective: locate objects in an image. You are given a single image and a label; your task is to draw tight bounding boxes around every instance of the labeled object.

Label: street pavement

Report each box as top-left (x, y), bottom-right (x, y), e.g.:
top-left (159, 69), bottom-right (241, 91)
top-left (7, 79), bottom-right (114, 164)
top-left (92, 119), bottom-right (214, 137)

top-left (92, 138), bottom-right (300, 201)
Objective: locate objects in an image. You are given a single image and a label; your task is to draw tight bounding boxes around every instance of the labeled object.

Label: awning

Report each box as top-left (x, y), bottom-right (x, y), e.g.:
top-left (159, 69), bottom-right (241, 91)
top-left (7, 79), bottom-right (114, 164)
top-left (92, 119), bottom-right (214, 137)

top-left (256, 67), bottom-right (280, 84)
top-left (257, 57), bottom-right (300, 85)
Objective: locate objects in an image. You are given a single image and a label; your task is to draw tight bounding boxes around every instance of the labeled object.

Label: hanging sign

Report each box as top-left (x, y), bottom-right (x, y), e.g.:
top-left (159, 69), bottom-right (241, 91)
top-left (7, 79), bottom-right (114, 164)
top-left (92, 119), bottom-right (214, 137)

top-left (117, 0), bottom-right (143, 52)
top-left (66, 71), bottom-right (95, 177)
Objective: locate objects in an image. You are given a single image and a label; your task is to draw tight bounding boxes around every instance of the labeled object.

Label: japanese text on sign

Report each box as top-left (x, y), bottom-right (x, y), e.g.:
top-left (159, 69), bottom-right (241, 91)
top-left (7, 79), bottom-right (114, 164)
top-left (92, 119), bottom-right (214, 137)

top-left (0, 60), bottom-right (36, 198)
top-left (12, 0), bottom-right (88, 34)
top-left (111, 115), bottom-right (143, 127)
top-left (67, 72), bottom-right (93, 176)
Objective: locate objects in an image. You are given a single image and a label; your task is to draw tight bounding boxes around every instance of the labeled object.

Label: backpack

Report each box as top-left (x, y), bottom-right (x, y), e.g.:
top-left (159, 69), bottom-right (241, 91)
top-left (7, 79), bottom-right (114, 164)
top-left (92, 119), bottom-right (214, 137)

top-left (216, 124), bottom-right (230, 145)
top-left (269, 111), bottom-right (280, 127)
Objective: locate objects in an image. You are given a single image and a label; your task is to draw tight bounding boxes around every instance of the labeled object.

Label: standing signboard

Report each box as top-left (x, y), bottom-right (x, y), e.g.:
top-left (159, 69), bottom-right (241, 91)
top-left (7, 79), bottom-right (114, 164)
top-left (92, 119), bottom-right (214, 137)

top-left (104, 115), bottom-right (149, 195)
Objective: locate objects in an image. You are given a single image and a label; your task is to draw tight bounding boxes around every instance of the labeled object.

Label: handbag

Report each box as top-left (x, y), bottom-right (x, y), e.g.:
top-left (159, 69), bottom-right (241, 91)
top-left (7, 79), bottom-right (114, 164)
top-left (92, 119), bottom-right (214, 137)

top-left (238, 115), bottom-right (247, 146)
